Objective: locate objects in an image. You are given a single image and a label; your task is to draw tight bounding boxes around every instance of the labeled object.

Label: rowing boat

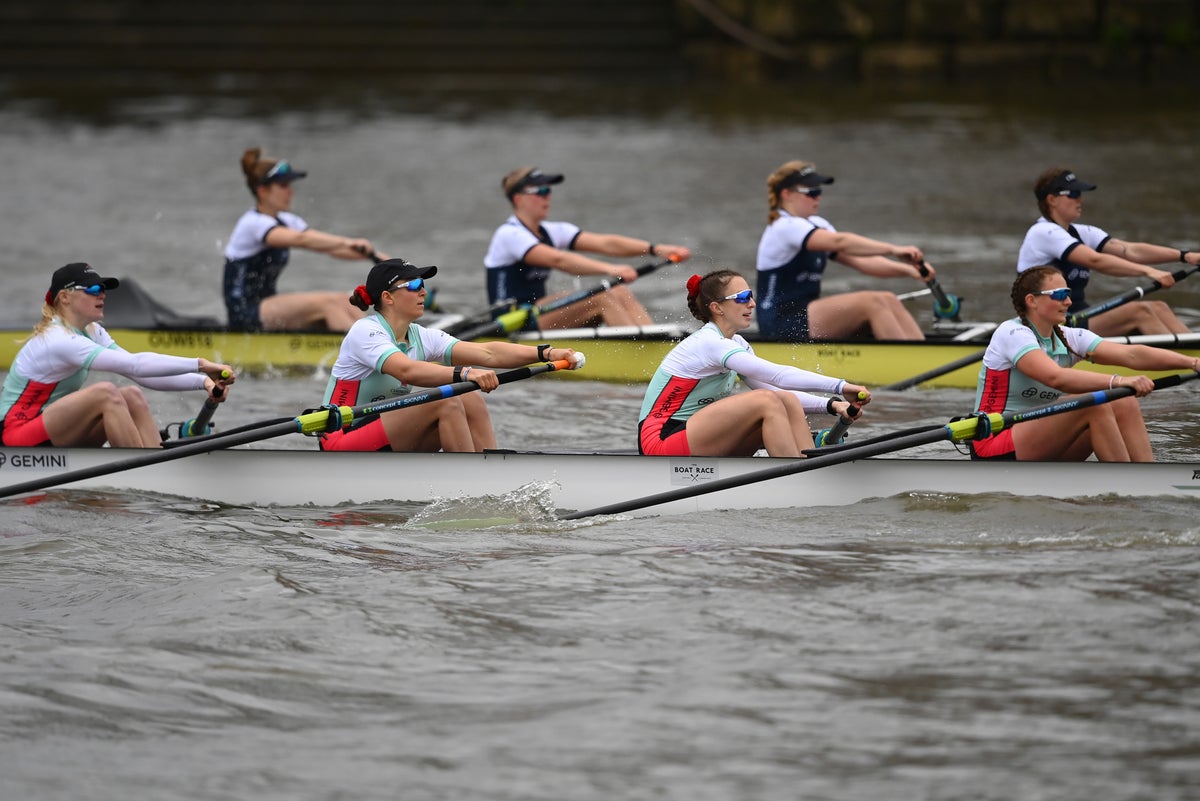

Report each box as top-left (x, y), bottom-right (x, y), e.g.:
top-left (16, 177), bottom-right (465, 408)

top-left (4, 278), bottom-right (1199, 388)
top-left (3, 446), bottom-right (1199, 517)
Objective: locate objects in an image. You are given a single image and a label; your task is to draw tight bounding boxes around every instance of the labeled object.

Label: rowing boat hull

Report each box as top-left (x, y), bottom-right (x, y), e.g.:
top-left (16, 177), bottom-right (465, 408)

top-left (3, 447), bottom-right (1199, 516)
top-left (5, 326), bottom-right (1200, 388)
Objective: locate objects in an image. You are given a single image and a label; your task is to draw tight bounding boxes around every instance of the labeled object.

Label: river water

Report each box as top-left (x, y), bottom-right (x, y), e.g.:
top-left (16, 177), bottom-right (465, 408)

top-left (2, 85), bottom-right (1200, 800)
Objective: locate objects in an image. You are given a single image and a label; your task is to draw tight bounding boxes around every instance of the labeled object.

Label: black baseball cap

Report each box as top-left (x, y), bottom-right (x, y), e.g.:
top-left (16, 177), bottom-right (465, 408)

top-left (777, 166), bottom-right (835, 193)
top-left (1040, 170), bottom-right (1096, 199)
top-left (503, 167), bottom-right (564, 198)
top-left (365, 259), bottom-right (438, 302)
top-left (45, 262), bottom-right (119, 304)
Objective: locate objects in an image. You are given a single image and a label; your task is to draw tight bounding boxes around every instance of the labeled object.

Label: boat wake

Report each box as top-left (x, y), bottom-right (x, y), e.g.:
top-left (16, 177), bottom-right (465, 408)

top-left (406, 480), bottom-right (566, 530)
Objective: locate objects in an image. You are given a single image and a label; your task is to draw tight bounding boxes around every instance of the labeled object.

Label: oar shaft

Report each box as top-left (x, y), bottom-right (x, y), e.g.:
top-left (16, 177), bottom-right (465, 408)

top-left (881, 347), bottom-right (986, 391)
top-left (1067, 265), bottom-right (1199, 326)
top-left (453, 258), bottom-right (677, 341)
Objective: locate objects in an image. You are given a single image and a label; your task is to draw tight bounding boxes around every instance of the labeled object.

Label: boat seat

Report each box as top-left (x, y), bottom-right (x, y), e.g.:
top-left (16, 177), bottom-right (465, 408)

top-left (105, 277), bottom-right (224, 330)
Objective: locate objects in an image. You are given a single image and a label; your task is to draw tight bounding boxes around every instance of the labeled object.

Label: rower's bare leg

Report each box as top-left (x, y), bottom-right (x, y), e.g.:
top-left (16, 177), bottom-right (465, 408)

top-left (537, 287), bottom-right (652, 329)
top-left (381, 399), bottom-right (475, 453)
top-left (460, 393), bottom-right (497, 451)
top-left (42, 382), bottom-right (148, 447)
top-left (1089, 300), bottom-right (1190, 336)
top-left (120, 386), bottom-right (163, 447)
top-left (808, 292), bottom-right (925, 341)
top-left (260, 292), bottom-right (365, 332)
top-left (685, 389), bottom-right (803, 457)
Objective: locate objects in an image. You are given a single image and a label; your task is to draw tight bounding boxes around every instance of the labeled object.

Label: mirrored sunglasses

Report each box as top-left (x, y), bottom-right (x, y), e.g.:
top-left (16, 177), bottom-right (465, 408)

top-left (722, 289), bottom-right (754, 304)
top-left (520, 185), bottom-right (552, 197)
top-left (1055, 189), bottom-right (1083, 199)
top-left (263, 160), bottom-right (295, 182)
top-left (791, 187), bottom-right (822, 198)
top-left (71, 284), bottom-right (106, 296)
top-left (386, 277), bottom-right (426, 293)
top-left (1036, 287), bottom-right (1072, 302)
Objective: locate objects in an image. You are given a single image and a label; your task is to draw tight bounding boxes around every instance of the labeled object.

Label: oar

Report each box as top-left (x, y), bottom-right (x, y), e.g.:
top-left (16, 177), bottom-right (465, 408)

top-left (0, 360), bottom-right (576, 500)
top-left (561, 371), bottom-right (1198, 520)
top-left (813, 390), bottom-right (867, 447)
top-left (449, 256), bottom-right (681, 341)
top-left (918, 262), bottom-right (961, 321)
top-left (179, 370), bottom-right (231, 438)
top-left (883, 265), bottom-right (1200, 392)
top-left (1067, 265), bottom-right (1200, 327)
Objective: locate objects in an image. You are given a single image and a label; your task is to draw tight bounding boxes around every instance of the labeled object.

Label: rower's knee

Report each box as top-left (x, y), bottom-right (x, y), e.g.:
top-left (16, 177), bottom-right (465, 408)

top-left (119, 386), bottom-right (151, 415)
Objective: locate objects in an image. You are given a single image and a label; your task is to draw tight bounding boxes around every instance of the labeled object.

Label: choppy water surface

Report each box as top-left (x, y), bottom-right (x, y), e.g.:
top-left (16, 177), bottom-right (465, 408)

top-left (2, 86), bottom-right (1200, 800)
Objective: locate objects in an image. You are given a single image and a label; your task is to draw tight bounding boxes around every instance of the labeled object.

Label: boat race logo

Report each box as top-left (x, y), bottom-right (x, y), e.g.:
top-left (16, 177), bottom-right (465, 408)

top-left (670, 459), bottom-right (718, 485)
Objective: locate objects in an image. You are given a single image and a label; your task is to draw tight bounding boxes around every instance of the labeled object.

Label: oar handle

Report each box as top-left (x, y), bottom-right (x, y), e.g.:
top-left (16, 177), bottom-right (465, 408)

top-left (814, 391), bottom-right (866, 447)
top-left (917, 261), bottom-right (961, 320)
top-left (353, 245), bottom-right (383, 264)
top-left (181, 369), bottom-right (230, 438)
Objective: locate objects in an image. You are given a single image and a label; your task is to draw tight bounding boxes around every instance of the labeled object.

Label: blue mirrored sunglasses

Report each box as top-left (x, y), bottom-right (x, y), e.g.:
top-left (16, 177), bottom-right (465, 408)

top-left (722, 289), bottom-right (754, 304)
top-left (263, 160), bottom-right (294, 181)
top-left (72, 284), bottom-right (106, 296)
top-left (520, 185), bottom-right (552, 197)
top-left (1036, 287), bottom-right (1072, 302)
top-left (386, 277), bottom-right (425, 293)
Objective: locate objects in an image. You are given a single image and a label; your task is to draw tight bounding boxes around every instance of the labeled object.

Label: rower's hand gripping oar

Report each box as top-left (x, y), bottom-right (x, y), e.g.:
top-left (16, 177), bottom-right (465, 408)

top-left (561, 371), bottom-right (1199, 520)
top-left (918, 261), bottom-right (961, 321)
top-left (0, 359), bottom-right (581, 500)
top-left (813, 390), bottom-right (868, 447)
top-left (450, 255), bottom-right (681, 341)
top-left (884, 266), bottom-right (1200, 392)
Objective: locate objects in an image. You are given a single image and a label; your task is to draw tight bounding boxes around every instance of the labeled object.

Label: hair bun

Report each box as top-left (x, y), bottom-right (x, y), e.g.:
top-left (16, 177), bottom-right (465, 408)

top-left (349, 284), bottom-right (373, 311)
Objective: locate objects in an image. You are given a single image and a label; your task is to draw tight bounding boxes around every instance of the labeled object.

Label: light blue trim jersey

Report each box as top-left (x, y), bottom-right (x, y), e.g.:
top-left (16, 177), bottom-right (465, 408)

top-left (322, 314), bottom-right (458, 406)
top-left (638, 323), bottom-right (749, 423)
top-left (973, 318), bottom-right (1102, 414)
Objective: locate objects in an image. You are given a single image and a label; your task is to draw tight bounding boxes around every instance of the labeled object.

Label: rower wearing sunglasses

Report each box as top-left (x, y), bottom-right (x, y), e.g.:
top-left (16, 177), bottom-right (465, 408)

top-left (483, 166), bottom-right (691, 330)
top-left (755, 160), bottom-right (931, 342)
top-left (0, 263), bottom-right (235, 448)
top-left (222, 148), bottom-right (387, 333)
top-left (316, 259), bottom-right (583, 453)
top-left (638, 270), bottom-right (869, 458)
top-left (1017, 167), bottom-right (1195, 336)
top-left (970, 266), bottom-right (1199, 462)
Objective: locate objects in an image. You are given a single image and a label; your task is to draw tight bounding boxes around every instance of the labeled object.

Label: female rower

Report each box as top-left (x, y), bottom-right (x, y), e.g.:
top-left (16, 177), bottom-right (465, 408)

top-left (638, 269), bottom-right (869, 457)
top-left (970, 266), bottom-right (1199, 462)
top-left (0, 263), bottom-right (235, 448)
top-left (319, 258), bottom-right (583, 453)
top-left (223, 147), bottom-right (388, 332)
top-left (1017, 167), bottom-right (1196, 336)
top-left (755, 160), bottom-right (930, 341)
top-left (483, 166), bottom-right (691, 329)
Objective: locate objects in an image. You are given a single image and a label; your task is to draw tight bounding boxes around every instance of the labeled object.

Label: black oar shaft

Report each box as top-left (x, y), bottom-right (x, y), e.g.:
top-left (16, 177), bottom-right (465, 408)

top-left (881, 347), bottom-right (986, 392)
top-left (452, 258), bottom-right (676, 341)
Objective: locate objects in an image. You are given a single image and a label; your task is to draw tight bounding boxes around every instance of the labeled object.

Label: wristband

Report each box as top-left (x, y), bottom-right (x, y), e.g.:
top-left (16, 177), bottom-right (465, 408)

top-left (453, 367), bottom-right (462, 382)
top-left (1183, 250), bottom-right (1193, 264)
top-left (647, 243), bottom-right (657, 257)
top-left (826, 397), bottom-right (839, 415)
top-left (536, 343), bottom-right (551, 361)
